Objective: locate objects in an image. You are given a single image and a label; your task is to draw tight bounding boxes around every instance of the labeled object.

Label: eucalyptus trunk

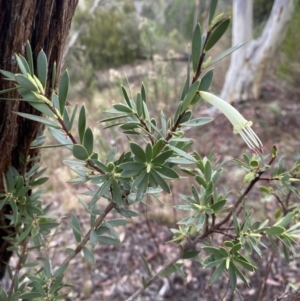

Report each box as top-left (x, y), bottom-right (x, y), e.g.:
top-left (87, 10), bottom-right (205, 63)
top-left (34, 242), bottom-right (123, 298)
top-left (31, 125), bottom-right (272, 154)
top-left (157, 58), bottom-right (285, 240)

top-left (221, 0), bottom-right (294, 103)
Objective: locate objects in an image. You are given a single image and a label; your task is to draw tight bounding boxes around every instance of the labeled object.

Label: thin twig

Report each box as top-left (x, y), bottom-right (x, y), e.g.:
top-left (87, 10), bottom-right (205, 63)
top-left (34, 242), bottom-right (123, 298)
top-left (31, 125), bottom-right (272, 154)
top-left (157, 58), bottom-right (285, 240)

top-left (257, 250), bottom-right (275, 301)
top-left (8, 241), bottom-right (28, 297)
top-left (125, 154), bottom-right (277, 301)
top-left (61, 202), bottom-right (114, 266)
top-left (272, 193), bottom-right (286, 215)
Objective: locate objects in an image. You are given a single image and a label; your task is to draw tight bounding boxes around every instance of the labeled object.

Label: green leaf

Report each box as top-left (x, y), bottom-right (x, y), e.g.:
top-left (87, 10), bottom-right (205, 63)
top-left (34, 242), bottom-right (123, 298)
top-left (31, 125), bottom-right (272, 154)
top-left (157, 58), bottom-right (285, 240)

top-left (37, 49), bottom-right (48, 88)
top-left (70, 214), bottom-right (81, 243)
top-left (130, 142), bottom-right (146, 162)
top-left (51, 61), bottom-right (57, 90)
top-left (106, 219), bottom-right (128, 227)
top-left (121, 85), bottom-right (132, 108)
top-left (83, 127), bottom-right (94, 156)
top-left (199, 70), bottom-right (214, 91)
top-left (0, 69), bottom-right (15, 81)
top-left (274, 212), bottom-right (293, 227)
top-left (209, 0), bottom-right (218, 25)
top-left (19, 292), bottom-right (42, 299)
top-left (120, 162), bottom-right (145, 171)
top-left (145, 143), bottom-right (153, 163)
top-left (228, 263), bottom-right (237, 290)
top-left (210, 260), bottom-right (225, 284)
top-left (230, 243), bottom-right (242, 254)
top-left (160, 111), bottom-right (167, 136)
top-left (115, 207), bottom-right (139, 217)
top-left (203, 246), bottom-right (221, 256)
top-left (182, 250), bottom-right (200, 259)
top-left (180, 110), bottom-right (192, 124)
top-left (204, 161), bottom-right (212, 181)
top-left (206, 41), bottom-right (247, 68)
top-left (159, 264), bottom-right (182, 277)
top-left (136, 93), bottom-right (143, 118)
top-left (15, 54), bottom-right (29, 76)
top-left (233, 257), bottom-right (256, 271)
top-left (192, 23), bottom-right (202, 74)
top-left (68, 104), bottom-right (78, 131)
top-left (58, 70), bottom-right (69, 115)
top-left (106, 147), bottom-right (117, 163)
top-left (48, 127), bottom-right (73, 149)
top-left (205, 258), bottom-right (226, 269)
top-left (114, 103), bottom-right (133, 114)
top-left (150, 169), bottom-right (170, 193)
top-left (180, 76), bottom-right (189, 101)
top-left (168, 145), bottom-right (197, 163)
top-left (152, 139), bottom-right (164, 158)
top-left (73, 144), bottom-right (89, 161)
top-left (182, 116), bottom-right (213, 128)
top-left (210, 199), bottom-right (226, 212)
top-left (141, 83), bottom-right (147, 102)
top-left (112, 178), bottom-right (122, 206)
top-left (83, 246), bottom-right (95, 264)
top-left (206, 18), bottom-right (231, 51)
top-left (181, 80), bottom-right (200, 113)
top-left (244, 171), bottom-right (256, 183)
top-left (78, 105), bottom-right (86, 143)
top-left (98, 235), bottom-right (120, 245)
top-left (43, 257), bottom-right (52, 278)
top-left (53, 264), bottom-right (68, 278)
top-left (154, 165), bottom-right (179, 179)
top-left (141, 255), bottom-right (152, 276)
top-left (14, 112), bottom-right (60, 129)
top-left (152, 150), bottom-right (173, 165)
top-left (15, 74), bottom-right (38, 91)
top-left (142, 277), bottom-right (148, 288)
top-left (265, 226), bottom-right (285, 236)
top-left (26, 41), bottom-right (34, 76)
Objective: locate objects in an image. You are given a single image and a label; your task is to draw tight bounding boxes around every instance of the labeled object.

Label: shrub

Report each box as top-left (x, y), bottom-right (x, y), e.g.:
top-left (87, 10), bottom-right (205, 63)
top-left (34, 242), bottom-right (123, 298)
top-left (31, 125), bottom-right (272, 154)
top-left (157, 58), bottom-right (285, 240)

top-left (0, 2), bottom-right (300, 301)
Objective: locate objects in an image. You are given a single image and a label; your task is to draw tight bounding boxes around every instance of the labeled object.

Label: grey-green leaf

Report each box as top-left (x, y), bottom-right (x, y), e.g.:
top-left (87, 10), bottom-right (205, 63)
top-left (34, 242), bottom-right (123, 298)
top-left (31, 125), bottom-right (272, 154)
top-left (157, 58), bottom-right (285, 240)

top-left (37, 49), bottom-right (48, 88)
top-left (78, 105), bottom-right (86, 143)
top-left (192, 23), bottom-right (202, 74)
top-left (58, 70), bottom-right (69, 115)
top-left (83, 127), bottom-right (94, 156)
top-left (206, 18), bottom-right (231, 51)
top-left (73, 144), bottom-right (89, 161)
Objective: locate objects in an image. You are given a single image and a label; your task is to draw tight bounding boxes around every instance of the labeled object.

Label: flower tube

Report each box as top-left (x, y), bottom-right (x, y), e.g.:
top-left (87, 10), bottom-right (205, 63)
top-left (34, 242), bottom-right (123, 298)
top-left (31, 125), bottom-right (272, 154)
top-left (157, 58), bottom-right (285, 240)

top-left (198, 91), bottom-right (263, 154)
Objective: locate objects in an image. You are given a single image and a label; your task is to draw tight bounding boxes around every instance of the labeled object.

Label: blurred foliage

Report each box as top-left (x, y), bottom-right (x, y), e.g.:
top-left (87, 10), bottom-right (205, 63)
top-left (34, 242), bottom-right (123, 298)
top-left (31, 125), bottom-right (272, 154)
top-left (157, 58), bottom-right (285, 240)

top-left (164, 0), bottom-right (196, 39)
top-left (79, 1), bottom-right (141, 70)
top-left (253, 0), bottom-right (274, 24)
top-left (278, 2), bottom-right (300, 83)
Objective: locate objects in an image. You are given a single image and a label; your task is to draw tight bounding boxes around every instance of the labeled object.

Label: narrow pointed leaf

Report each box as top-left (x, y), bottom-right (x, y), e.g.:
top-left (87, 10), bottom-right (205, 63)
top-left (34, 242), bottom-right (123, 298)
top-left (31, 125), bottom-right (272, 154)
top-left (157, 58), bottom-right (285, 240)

top-left (206, 41), bottom-right (247, 68)
top-left (209, 0), bottom-right (218, 25)
top-left (14, 112), bottom-right (60, 129)
top-left (26, 41), bottom-right (34, 76)
top-left (83, 246), bottom-right (95, 264)
top-left (37, 49), bottom-right (48, 88)
top-left (58, 70), bottom-right (69, 115)
top-left (78, 105), bottom-right (86, 143)
top-left (206, 18), bottom-right (231, 51)
top-left (83, 127), bottom-right (94, 156)
top-left (15, 74), bottom-right (38, 91)
top-left (192, 23), bottom-right (202, 74)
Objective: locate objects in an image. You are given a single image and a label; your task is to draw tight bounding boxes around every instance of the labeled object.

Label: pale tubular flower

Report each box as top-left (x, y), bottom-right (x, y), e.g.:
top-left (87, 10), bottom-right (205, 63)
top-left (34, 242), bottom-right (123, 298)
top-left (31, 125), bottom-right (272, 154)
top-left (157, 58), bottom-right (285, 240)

top-left (198, 91), bottom-right (263, 154)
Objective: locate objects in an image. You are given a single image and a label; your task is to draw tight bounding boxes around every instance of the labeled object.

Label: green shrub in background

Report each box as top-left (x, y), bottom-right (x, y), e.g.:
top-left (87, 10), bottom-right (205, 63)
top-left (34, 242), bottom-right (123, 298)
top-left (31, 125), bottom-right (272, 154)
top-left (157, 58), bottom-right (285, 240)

top-left (79, 1), bottom-right (141, 70)
top-left (278, 2), bottom-right (300, 83)
top-left (1, 1), bottom-right (300, 300)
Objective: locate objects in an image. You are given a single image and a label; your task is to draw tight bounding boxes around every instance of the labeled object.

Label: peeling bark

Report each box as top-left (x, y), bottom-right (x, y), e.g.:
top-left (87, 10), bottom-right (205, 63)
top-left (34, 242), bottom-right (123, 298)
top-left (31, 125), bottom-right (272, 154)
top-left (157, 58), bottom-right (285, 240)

top-left (0, 0), bottom-right (78, 279)
top-left (220, 0), bottom-right (294, 103)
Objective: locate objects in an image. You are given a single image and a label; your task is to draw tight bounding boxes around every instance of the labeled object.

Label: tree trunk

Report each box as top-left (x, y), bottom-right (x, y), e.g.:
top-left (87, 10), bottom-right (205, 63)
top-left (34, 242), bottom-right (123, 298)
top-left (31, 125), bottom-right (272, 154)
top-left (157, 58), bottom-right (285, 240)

top-left (220, 0), bottom-right (294, 103)
top-left (0, 0), bottom-right (78, 280)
